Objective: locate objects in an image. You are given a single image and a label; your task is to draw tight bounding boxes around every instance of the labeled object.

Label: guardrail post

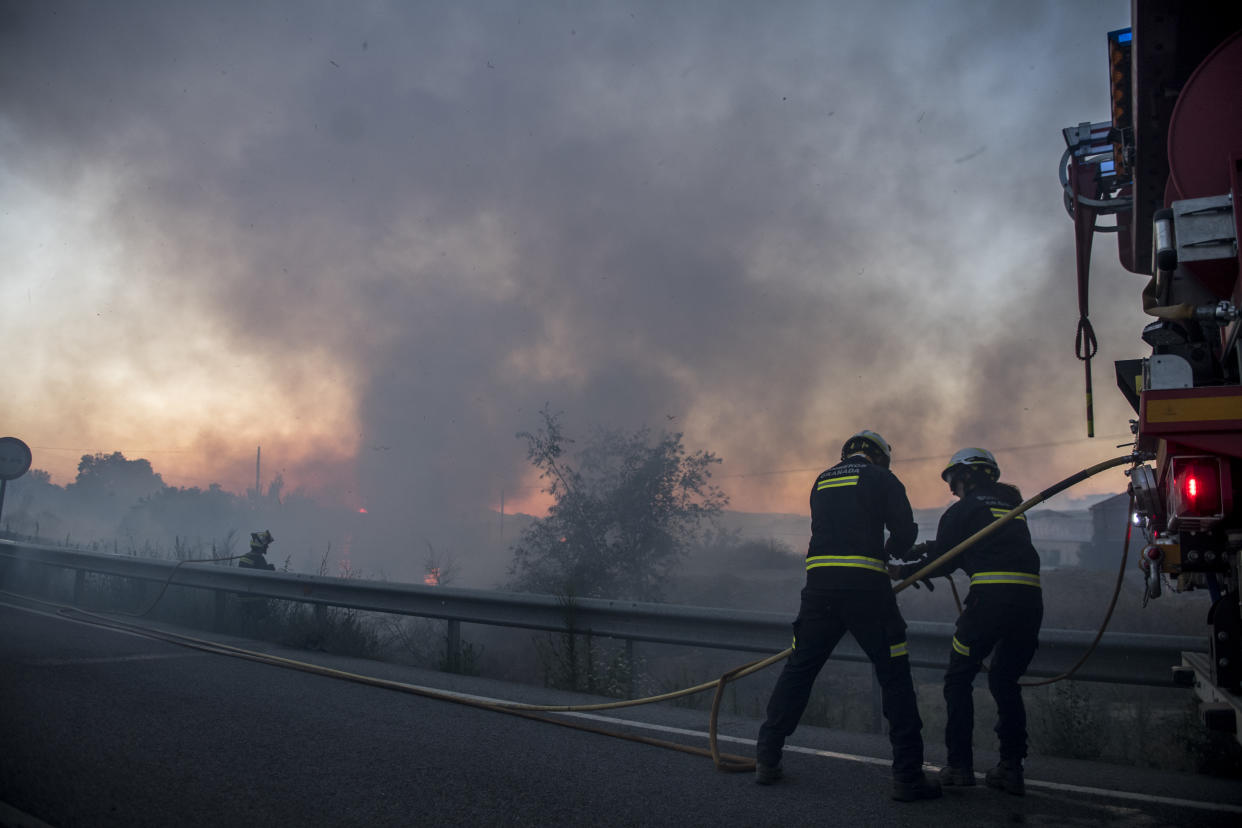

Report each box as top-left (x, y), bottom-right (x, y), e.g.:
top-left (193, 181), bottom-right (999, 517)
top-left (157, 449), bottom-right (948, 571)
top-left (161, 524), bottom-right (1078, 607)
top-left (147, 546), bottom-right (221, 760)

top-left (446, 619), bottom-right (461, 672)
top-left (213, 590), bottom-right (227, 632)
top-left (626, 638), bottom-right (635, 698)
top-left (17, 559), bottom-right (40, 597)
top-left (73, 569), bottom-right (86, 606)
top-left (314, 603), bottom-right (327, 637)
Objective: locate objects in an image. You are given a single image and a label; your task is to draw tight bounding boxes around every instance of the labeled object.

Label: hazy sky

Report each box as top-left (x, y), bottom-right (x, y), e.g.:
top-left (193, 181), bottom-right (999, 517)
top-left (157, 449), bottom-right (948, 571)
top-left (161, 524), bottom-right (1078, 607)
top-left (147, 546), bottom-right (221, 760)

top-left (2, 0), bottom-right (1144, 528)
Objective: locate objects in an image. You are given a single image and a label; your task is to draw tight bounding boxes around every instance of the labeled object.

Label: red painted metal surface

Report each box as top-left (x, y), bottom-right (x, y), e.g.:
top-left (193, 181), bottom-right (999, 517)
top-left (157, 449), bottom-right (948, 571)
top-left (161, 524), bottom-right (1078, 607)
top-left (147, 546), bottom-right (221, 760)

top-left (1167, 30), bottom-right (1242, 201)
top-left (1166, 29), bottom-right (1242, 298)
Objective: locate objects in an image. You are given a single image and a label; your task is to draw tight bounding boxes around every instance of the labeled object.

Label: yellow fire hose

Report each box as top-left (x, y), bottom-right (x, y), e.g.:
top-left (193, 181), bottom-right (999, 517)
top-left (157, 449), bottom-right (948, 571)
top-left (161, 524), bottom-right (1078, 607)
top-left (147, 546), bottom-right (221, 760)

top-left (890, 454), bottom-right (1136, 592)
top-left (696, 452), bottom-right (1140, 771)
top-left (4, 453), bottom-right (1141, 775)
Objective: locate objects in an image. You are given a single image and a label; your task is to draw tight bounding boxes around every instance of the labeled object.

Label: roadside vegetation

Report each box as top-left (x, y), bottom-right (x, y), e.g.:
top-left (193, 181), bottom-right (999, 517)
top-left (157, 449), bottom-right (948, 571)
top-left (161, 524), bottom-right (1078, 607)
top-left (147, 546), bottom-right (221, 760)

top-left (2, 434), bottom-right (1238, 777)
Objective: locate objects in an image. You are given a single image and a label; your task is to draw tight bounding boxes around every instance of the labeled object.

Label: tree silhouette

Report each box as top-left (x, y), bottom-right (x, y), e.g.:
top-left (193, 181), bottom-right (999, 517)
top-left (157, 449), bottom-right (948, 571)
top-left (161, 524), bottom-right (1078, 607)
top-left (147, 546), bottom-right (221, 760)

top-left (66, 452), bottom-right (166, 512)
top-left (508, 408), bottom-right (727, 601)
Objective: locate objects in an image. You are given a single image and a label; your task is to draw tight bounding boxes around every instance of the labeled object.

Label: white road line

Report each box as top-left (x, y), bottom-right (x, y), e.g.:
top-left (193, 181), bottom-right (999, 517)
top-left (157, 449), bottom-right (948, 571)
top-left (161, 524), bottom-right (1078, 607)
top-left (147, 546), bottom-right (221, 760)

top-left (8, 598), bottom-right (1238, 816)
top-left (406, 686), bottom-right (1242, 815)
top-left (562, 712), bottom-right (1242, 814)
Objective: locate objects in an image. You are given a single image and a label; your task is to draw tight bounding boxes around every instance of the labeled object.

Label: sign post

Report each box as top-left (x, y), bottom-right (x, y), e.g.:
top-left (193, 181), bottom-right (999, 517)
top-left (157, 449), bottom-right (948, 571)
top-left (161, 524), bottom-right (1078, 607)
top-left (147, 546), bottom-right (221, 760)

top-left (0, 437), bottom-right (34, 527)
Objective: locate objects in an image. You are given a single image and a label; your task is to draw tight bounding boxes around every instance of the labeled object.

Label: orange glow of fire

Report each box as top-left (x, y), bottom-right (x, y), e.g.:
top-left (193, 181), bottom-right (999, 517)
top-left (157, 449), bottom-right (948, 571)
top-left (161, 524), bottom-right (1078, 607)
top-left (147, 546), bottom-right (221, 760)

top-left (424, 567), bottom-right (440, 586)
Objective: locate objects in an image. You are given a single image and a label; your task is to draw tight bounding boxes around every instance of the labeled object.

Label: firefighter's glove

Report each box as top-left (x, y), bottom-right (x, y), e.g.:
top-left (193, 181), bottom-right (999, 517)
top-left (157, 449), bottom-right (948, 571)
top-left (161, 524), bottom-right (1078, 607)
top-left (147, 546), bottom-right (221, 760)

top-left (895, 563), bottom-right (934, 591)
top-left (907, 541), bottom-right (932, 559)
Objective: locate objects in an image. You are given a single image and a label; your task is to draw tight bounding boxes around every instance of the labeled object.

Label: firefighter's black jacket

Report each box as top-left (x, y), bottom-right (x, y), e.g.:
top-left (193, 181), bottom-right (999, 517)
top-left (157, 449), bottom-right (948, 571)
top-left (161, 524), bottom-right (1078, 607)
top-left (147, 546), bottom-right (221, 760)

top-left (906, 481), bottom-right (1041, 600)
top-left (805, 456), bottom-right (918, 590)
top-left (239, 550), bottom-right (276, 571)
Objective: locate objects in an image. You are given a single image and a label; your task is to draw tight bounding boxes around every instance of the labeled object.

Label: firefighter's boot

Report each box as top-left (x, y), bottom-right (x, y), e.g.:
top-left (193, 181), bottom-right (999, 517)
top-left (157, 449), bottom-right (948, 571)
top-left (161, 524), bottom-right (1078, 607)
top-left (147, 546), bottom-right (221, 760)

top-left (938, 766), bottom-right (976, 787)
top-left (754, 763), bottom-right (783, 785)
top-left (985, 760), bottom-right (1024, 796)
top-left (892, 771), bottom-right (943, 801)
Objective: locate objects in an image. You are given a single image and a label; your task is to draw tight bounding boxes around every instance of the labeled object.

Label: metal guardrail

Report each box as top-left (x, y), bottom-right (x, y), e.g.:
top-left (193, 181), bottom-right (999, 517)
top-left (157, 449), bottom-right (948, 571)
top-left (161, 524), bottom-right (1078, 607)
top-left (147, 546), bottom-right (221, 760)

top-left (0, 538), bottom-right (1204, 686)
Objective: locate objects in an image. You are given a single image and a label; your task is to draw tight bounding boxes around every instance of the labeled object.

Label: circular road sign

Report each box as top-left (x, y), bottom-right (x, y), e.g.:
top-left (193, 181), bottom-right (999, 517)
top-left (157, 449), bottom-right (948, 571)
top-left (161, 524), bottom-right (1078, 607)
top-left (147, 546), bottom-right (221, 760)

top-left (0, 437), bottom-right (33, 481)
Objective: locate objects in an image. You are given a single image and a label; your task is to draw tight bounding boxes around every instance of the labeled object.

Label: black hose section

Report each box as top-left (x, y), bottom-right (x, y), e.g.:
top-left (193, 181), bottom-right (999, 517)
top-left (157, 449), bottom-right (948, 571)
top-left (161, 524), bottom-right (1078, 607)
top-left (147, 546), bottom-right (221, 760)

top-left (117, 553), bottom-right (251, 619)
top-left (1034, 461), bottom-right (1109, 503)
top-left (1035, 467), bottom-right (1099, 502)
top-left (1021, 491), bottom-right (1135, 687)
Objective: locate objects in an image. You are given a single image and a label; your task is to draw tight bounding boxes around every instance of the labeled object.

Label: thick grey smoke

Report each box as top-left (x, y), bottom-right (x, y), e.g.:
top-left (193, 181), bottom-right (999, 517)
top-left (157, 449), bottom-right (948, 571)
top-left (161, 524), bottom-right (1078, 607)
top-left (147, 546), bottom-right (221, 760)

top-left (1, 1), bottom-right (1140, 579)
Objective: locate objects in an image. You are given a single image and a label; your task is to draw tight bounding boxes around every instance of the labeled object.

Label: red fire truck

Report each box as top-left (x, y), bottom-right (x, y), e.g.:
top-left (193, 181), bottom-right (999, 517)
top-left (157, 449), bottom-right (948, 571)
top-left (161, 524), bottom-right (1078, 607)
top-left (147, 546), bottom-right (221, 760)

top-left (1061, 2), bottom-right (1242, 740)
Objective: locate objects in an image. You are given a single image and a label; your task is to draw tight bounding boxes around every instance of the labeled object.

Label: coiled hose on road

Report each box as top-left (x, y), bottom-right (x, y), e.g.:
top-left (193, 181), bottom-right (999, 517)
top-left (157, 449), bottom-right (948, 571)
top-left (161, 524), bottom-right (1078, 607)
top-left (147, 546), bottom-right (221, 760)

top-left (9, 453), bottom-right (1142, 774)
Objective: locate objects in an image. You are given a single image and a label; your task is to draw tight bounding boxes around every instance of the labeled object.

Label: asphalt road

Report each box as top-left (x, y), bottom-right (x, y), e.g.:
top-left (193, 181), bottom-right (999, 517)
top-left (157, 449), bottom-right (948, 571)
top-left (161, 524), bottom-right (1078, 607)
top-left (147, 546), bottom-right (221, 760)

top-left (2, 596), bottom-right (1240, 827)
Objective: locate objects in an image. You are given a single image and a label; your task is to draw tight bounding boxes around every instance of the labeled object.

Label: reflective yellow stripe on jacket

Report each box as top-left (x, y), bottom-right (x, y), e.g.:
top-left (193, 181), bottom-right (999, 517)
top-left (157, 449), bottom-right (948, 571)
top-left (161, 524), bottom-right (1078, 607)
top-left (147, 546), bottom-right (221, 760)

top-left (969, 570), bottom-right (1041, 588)
top-left (816, 475), bottom-right (859, 490)
top-left (806, 555), bottom-right (887, 574)
top-left (988, 507), bottom-right (1026, 521)
top-left (890, 641), bottom-right (909, 658)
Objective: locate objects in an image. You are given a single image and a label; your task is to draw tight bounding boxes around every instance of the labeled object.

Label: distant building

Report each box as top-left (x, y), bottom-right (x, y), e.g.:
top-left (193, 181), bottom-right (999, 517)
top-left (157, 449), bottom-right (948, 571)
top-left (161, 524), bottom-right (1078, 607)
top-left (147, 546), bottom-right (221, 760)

top-left (912, 507), bottom-right (1094, 567)
top-left (1084, 493), bottom-right (1134, 570)
top-left (913, 508), bottom-right (943, 546)
top-left (1025, 509), bottom-right (1093, 568)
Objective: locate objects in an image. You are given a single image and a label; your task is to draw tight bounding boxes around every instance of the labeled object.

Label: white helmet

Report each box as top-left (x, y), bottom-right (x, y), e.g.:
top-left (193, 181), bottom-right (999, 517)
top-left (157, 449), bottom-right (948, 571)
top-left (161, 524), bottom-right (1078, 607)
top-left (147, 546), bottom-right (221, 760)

top-left (941, 447), bottom-right (1000, 483)
top-left (841, 430), bottom-right (892, 468)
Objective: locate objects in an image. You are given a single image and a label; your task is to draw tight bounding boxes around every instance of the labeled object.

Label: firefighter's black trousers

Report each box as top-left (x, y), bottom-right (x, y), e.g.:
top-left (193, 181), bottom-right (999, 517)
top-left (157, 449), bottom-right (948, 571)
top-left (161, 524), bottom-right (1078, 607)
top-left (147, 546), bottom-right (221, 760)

top-left (944, 588), bottom-right (1043, 769)
top-left (756, 587), bottom-right (924, 779)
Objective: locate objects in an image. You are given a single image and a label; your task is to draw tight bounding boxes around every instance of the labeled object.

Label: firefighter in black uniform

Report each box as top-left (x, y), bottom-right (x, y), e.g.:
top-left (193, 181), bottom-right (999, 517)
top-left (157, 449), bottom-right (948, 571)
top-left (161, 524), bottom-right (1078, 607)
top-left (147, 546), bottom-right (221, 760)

top-left (755, 430), bottom-right (941, 802)
top-left (237, 530), bottom-right (276, 630)
top-left (895, 448), bottom-right (1042, 796)
top-left (240, 530), bottom-right (277, 571)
